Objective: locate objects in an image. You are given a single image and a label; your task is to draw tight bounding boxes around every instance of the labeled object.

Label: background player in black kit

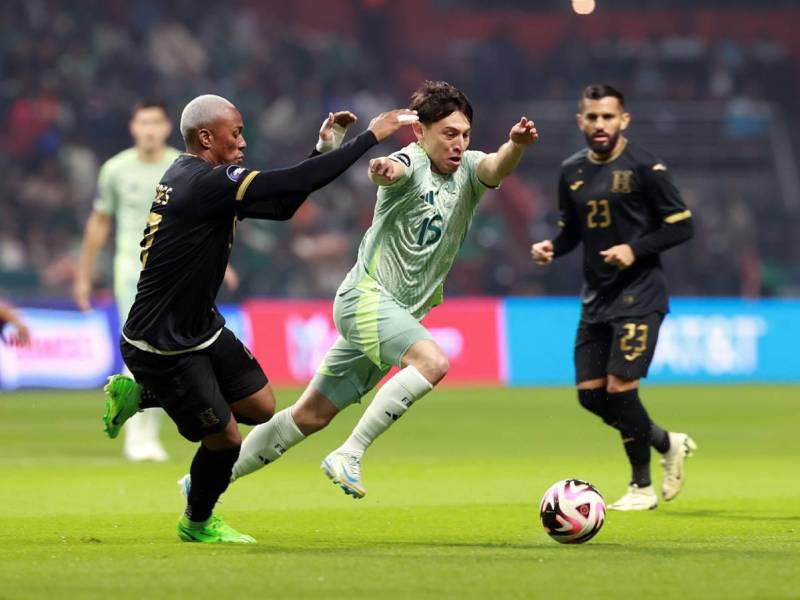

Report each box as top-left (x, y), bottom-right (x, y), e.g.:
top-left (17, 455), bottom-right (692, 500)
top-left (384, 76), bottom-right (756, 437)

top-left (531, 85), bottom-right (696, 511)
top-left (109, 94), bottom-right (418, 543)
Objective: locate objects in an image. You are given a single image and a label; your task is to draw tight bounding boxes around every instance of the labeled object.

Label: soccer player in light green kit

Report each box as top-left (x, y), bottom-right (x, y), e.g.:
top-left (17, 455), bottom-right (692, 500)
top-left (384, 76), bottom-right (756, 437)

top-left (229, 81), bottom-right (539, 498)
top-left (74, 101), bottom-right (180, 462)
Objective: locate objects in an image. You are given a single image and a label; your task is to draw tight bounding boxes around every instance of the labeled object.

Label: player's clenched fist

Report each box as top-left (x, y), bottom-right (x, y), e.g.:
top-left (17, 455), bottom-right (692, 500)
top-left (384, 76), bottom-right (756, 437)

top-left (510, 117), bottom-right (539, 146)
top-left (531, 240), bottom-right (554, 265)
top-left (368, 109), bottom-right (419, 141)
top-left (368, 157), bottom-right (403, 184)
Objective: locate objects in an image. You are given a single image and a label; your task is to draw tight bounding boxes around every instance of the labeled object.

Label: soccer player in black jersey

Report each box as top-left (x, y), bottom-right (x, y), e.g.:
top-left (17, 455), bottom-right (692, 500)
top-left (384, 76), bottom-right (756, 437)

top-left (531, 85), bottom-right (697, 511)
top-left (105, 94), bottom-right (418, 543)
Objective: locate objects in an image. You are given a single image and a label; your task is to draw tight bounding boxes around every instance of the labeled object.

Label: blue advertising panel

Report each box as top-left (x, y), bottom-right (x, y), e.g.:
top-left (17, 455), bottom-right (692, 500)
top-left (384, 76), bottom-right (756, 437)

top-left (504, 298), bottom-right (800, 385)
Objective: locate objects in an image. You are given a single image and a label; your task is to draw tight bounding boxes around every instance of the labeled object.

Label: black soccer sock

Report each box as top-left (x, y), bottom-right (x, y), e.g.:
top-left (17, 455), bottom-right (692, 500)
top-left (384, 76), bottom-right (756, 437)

top-left (577, 388), bottom-right (620, 428)
top-left (139, 387), bottom-right (160, 410)
top-left (650, 422), bottom-right (671, 454)
top-left (608, 389), bottom-right (652, 487)
top-left (185, 445), bottom-right (240, 523)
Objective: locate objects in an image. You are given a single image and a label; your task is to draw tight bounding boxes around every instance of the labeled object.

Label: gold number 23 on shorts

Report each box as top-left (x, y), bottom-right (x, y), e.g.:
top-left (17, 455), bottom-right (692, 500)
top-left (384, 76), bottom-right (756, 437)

top-left (620, 323), bottom-right (648, 361)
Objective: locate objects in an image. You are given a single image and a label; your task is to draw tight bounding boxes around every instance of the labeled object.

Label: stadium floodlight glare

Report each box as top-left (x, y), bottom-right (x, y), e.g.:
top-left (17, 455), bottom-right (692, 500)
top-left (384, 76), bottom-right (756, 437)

top-left (572, 0), bottom-right (596, 15)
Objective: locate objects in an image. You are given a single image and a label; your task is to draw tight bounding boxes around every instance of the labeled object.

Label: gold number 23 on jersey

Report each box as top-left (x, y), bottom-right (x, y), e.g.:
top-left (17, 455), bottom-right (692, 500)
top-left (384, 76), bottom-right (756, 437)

top-left (586, 199), bottom-right (611, 228)
top-left (140, 211), bottom-right (163, 268)
top-left (620, 323), bottom-right (648, 361)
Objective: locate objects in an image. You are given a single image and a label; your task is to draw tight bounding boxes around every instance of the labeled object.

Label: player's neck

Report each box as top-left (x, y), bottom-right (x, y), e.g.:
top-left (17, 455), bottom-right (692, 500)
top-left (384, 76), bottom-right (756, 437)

top-left (589, 136), bottom-right (627, 164)
top-left (136, 146), bottom-right (167, 163)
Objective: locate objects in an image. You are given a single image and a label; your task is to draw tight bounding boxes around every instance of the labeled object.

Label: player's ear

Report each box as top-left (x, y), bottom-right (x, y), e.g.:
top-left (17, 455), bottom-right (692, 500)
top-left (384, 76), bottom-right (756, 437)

top-left (620, 111), bottom-right (631, 131)
top-left (197, 128), bottom-right (213, 149)
top-left (575, 113), bottom-right (583, 130)
top-left (412, 121), bottom-right (424, 142)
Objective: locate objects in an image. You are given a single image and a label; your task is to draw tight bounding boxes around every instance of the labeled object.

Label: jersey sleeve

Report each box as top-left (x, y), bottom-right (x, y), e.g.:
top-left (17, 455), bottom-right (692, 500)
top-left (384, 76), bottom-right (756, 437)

top-left (551, 170), bottom-right (582, 257)
top-left (463, 150), bottom-right (498, 196)
top-left (381, 145), bottom-right (427, 200)
top-left (92, 160), bottom-right (119, 215)
top-left (193, 164), bottom-right (260, 219)
top-left (640, 161), bottom-right (691, 224)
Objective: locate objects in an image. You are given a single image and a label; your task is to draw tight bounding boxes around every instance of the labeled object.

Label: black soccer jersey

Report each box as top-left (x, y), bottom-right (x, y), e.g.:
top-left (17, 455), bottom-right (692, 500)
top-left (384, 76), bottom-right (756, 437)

top-left (123, 155), bottom-right (250, 351)
top-left (552, 138), bottom-right (693, 322)
top-left (123, 130), bottom-right (378, 352)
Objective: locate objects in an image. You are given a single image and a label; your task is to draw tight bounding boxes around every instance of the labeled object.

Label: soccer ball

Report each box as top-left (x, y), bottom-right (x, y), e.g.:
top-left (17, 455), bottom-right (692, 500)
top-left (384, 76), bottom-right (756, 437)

top-left (539, 479), bottom-right (605, 544)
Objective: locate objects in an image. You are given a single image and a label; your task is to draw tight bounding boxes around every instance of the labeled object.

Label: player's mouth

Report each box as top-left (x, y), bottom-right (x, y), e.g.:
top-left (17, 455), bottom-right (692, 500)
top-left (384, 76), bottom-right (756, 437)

top-left (592, 133), bottom-right (609, 144)
top-left (446, 156), bottom-right (462, 168)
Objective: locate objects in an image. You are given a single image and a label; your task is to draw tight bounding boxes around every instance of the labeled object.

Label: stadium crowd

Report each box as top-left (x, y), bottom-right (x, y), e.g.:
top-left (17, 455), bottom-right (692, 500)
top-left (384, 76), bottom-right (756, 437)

top-left (2, 0), bottom-right (798, 301)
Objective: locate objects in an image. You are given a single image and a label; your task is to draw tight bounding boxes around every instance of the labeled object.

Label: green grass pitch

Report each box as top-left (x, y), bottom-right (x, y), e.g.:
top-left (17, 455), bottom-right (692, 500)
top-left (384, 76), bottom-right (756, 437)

top-left (1, 385), bottom-right (798, 599)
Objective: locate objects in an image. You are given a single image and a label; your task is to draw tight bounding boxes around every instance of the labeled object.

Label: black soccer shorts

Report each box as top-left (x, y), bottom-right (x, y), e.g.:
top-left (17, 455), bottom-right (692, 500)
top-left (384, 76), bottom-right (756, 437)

top-left (573, 312), bottom-right (664, 383)
top-left (121, 327), bottom-right (268, 442)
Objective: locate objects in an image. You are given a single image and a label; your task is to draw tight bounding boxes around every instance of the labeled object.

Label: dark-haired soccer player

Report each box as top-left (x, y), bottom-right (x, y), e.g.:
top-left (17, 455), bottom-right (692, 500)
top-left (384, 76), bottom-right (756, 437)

top-left (531, 84), bottom-right (696, 511)
top-left (75, 101), bottom-right (180, 462)
top-left (225, 81), bottom-right (538, 499)
top-left (106, 94), bottom-right (417, 543)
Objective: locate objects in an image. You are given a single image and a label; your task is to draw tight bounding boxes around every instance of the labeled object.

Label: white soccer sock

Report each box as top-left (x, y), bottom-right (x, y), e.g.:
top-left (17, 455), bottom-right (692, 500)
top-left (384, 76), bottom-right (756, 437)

top-left (340, 365), bottom-right (433, 456)
top-left (232, 407), bottom-right (305, 481)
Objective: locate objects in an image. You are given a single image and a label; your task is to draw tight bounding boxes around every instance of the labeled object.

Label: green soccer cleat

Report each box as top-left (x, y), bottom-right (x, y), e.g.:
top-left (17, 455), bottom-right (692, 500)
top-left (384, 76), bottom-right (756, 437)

top-left (102, 374), bottom-right (142, 439)
top-left (177, 514), bottom-right (256, 544)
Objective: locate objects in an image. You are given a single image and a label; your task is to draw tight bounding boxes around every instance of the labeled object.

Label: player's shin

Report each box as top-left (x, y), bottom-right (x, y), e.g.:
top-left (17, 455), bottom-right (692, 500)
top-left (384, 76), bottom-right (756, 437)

top-left (608, 389), bottom-right (652, 486)
top-left (231, 407), bottom-right (305, 481)
top-left (340, 365), bottom-right (433, 456)
top-left (186, 445), bottom-right (240, 523)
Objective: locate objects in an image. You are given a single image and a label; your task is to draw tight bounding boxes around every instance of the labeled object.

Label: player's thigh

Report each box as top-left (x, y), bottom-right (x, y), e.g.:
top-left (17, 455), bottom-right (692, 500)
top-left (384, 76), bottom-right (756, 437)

top-left (335, 286), bottom-right (433, 369)
top-left (574, 319), bottom-right (613, 384)
top-left (207, 327), bottom-right (270, 406)
top-left (308, 335), bottom-right (390, 412)
top-left (607, 313), bottom-right (664, 380)
top-left (121, 342), bottom-right (231, 442)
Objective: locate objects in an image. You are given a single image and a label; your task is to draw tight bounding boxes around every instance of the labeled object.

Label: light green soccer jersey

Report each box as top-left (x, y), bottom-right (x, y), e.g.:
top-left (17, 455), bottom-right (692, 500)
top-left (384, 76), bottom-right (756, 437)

top-left (338, 142), bottom-right (494, 319)
top-left (93, 147), bottom-right (180, 316)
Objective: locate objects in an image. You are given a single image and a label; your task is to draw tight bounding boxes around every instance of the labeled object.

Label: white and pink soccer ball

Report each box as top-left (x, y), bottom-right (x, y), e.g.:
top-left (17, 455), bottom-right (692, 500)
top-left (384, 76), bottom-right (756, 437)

top-left (539, 479), bottom-right (606, 544)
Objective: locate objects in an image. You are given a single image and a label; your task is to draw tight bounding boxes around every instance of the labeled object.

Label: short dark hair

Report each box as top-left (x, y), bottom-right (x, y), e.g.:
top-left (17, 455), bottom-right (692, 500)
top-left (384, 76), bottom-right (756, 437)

top-left (580, 84), bottom-right (625, 109)
top-left (409, 81), bottom-right (473, 125)
top-left (131, 100), bottom-right (169, 118)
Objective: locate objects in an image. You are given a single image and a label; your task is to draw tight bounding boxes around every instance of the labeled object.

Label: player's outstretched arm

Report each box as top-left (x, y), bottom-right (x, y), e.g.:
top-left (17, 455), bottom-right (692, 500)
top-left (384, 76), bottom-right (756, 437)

top-left (237, 109), bottom-right (418, 221)
top-left (477, 117), bottom-right (538, 188)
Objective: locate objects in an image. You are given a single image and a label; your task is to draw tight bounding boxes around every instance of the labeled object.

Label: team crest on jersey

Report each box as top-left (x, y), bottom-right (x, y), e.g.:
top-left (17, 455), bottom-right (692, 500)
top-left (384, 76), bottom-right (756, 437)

top-left (611, 170), bottom-right (633, 193)
top-left (226, 165), bottom-right (247, 182)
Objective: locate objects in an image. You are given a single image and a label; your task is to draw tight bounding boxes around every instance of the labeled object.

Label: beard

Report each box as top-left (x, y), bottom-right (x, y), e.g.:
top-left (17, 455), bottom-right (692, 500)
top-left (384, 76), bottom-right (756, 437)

top-left (584, 130), bottom-right (620, 156)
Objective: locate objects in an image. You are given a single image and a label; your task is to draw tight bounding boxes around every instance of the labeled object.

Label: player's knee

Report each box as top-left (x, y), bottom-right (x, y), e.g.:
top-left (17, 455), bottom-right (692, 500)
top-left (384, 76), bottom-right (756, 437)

top-left (577, 387), bottom-right (605, 413)
top-left (606, 377), bottom-right (638, 394)
top-left (292, 408), bottom-right (333, 435)
top-left (415, 351), bottom-right (449, 385)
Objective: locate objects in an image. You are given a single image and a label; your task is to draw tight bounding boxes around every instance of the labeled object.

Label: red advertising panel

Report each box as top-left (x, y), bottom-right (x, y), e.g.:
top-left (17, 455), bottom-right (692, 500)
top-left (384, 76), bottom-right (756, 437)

top-left (243, 298), bottom-right (502, 386)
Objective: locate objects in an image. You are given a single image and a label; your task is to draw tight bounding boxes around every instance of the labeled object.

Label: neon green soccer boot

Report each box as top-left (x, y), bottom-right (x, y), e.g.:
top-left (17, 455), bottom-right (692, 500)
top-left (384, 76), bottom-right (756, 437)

top-left (102, 374), bottom-right (142, 439)
top-left (177, 514), bottom-right (256, 544)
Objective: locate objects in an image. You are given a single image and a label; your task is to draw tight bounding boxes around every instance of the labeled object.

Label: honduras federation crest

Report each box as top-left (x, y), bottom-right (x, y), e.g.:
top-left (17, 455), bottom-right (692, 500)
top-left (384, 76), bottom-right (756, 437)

top-left (226, 165), bottom-right (247, 182)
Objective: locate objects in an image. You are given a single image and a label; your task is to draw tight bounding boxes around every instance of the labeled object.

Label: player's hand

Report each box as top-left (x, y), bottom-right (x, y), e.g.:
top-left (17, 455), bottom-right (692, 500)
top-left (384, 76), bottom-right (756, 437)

top-left (7, 320), bottom-right (31, 347)
top-left (531, 240), bottom-right (554, 265)
top-left (318, 111), bottom-right (358, 144)
top-left (73, 276), bottom-right (92, 311)
top-left (368, 109), bottom-right (419, 142)
top-left (600, 244), bottom-right (636, 269)
top-left (368, 158), bottom-right (402, 183)
top-left (509, 117), bottom-right (539, 146)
